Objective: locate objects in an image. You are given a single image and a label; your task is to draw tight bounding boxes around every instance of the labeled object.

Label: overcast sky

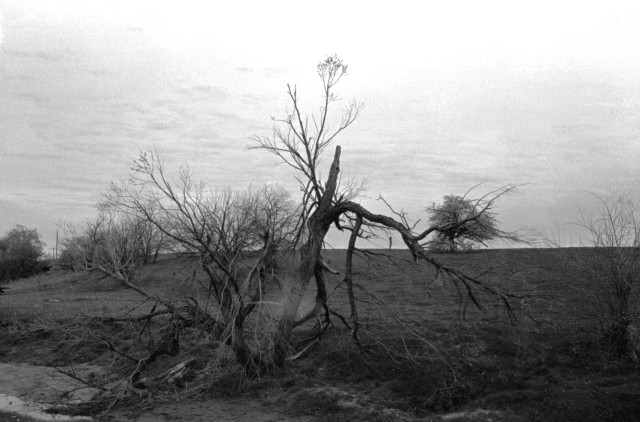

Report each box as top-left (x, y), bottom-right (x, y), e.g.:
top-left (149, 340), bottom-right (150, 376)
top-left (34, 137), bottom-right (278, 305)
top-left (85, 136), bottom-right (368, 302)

top-left (1, 0), bottom-right (640, 251)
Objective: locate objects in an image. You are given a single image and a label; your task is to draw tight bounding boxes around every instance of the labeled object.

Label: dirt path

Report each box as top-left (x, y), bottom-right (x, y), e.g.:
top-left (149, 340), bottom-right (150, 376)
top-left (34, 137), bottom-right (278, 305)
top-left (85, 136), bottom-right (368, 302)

top-left (0, 362), bottom-right (101, 403)
top-left (113, 399), bottom-right (313, 422)
top-left (0, 362), bottom-right (311, 422)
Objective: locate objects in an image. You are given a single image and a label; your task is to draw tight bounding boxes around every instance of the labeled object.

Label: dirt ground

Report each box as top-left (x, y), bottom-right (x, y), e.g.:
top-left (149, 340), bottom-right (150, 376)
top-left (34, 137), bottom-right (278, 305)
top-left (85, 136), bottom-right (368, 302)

top-left (0, 363), bottom-right (101, 403)
top-left (2, 249), bottom-right (640, 421)
top-left (0, 361), bottom-right (312, 422)
top-left (112, 399), bottom-right (312, 422)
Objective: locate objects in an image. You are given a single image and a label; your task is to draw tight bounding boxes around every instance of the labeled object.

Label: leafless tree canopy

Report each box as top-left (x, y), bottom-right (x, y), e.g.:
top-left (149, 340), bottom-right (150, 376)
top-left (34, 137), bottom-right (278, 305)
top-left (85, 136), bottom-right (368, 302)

top-left (562, 193), bottom-right (640, 358)
top-left (74, 156), bottom-right (300, 374)
top-left (426, 189), bottom-right (519, 252)
top-left (252, 55), bottom-right (525, 364)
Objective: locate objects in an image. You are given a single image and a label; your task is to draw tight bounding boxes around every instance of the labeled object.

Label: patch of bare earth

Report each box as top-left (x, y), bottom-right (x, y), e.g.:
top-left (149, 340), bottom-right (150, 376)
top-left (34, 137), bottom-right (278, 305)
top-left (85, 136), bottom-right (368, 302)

top-left (111, 399), bottom-right (312, 422)
top-left (0, 363), bottom-right (102, 403)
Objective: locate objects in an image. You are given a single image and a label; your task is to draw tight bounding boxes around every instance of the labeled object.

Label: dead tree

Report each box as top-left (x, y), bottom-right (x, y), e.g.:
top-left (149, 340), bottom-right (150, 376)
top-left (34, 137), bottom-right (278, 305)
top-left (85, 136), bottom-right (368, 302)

top-left (105, 170), bottom-right (300, 375)
top-left (559, 193), bottom-right (640, 359)
top-left (253, 55), bottom-right (523, 365)
top-left (59, 210), bottom-right (193, 384)
top-left (92, 55), bottom-right (523, 377)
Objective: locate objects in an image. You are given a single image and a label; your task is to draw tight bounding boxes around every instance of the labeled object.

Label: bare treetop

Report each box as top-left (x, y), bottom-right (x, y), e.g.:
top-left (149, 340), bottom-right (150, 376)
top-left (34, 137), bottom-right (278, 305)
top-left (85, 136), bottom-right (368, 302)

top-left (252, 56), bottom-right (364, 208)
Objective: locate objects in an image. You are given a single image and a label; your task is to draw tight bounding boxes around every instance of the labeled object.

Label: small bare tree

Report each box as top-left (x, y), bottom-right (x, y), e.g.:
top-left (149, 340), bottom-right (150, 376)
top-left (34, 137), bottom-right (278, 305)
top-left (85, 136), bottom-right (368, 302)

top-left (97, 197), bottom-right (175, 264)
top-left (132, 217), bottom-right (172, 264)
top-left (566, 193), bottom-right (640, 358)
top-left (60, 209), bottom-right (186, 385)
top-left (426, 190), bottom-right (518, 252)
top-left (104, 160), bottom-right (300, 375)
top-left (246, 184), bottom-right (298, 289)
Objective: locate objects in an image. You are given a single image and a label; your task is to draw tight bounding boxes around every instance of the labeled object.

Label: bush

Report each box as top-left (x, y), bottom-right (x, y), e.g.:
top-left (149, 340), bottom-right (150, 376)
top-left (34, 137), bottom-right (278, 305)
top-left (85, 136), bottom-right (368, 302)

top-left (427, 194), bottom-right (502, 252)
top-left (0, 225), bottom-right (46, 282)
top-left (565, 193), bottom-right (640, 359)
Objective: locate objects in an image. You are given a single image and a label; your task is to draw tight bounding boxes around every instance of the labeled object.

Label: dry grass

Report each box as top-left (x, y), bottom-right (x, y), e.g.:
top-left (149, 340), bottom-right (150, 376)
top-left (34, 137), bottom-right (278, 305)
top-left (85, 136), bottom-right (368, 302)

top-left (1, 249), bottom-right (640, 421)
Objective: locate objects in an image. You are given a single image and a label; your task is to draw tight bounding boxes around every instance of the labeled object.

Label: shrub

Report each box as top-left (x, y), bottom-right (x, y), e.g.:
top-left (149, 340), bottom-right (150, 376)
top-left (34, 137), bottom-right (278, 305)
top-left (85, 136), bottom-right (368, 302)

top-left (0, 225), bottom-right (46, 282)
top-left (566, 193), bottom-right (640, 359)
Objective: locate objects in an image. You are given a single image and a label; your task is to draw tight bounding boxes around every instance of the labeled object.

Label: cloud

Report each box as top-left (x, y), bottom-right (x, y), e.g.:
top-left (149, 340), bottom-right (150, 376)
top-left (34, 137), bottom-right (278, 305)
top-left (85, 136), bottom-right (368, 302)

top-left (173, 84), bottom-right (229, 101)
top-left (14, 91), bottom-right (52, 104)
top-left (2, 150), bottom-right (64, 162)
top-left (205, 109), bottom-right (244, 124)
top-left (0, 191), bottom-right (99, 248)
top-left (68, 127), bottom-right (107, 138)
top-left (80, 68), bottom-right (119, 77)
top-left (108, 101), bottom-right (150, 115)
top-left (241, 93), bottom-right (275, 105)
top-left (183, 127), bottom-right (222, 142)
top-left (148, 120), bottom-right (173, 131)
top-left (136, 96), bottom-right (246, 139)
top-left (78, 94), bottom-right (117, 102)
top-left (150, 99), bottom-right (177, 108)
top-left (48, 175), bottom-right (106, 194)
top-left (262, 67), bottom-right (286, 76)
top-left (3, 72), bottom-right (34, 81)
top-left (234, 66), bottom-right (286, 77)
top-left (3, 49), bottom-right (63, 63)
top-left (0, 197), bottom-right (46, 236)
top-left (52, 136), bottom-right (125, 155)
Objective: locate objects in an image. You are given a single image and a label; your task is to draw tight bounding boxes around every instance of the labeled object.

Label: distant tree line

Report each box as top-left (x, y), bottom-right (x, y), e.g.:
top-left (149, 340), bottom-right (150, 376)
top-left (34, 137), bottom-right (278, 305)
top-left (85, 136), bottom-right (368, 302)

top-left (58, 204), bottom-right (175, 273)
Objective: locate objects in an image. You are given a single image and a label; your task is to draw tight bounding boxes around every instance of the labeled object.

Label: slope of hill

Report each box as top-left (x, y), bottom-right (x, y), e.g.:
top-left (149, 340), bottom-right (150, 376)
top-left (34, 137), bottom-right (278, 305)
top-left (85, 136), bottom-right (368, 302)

top-left (0, 249), bottom-right (639, 421)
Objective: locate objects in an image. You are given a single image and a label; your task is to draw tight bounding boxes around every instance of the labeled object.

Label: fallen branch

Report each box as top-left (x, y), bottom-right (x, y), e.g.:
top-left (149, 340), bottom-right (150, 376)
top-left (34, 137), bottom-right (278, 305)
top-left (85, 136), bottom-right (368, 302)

top-left (137, 358), bottom-right (198, 387)
top-left (344, 214), bottom-right (365, 352)
top-left (93, 309), bottom-right (172, 323)
top-left (129, 330), bottom-right (180, 387)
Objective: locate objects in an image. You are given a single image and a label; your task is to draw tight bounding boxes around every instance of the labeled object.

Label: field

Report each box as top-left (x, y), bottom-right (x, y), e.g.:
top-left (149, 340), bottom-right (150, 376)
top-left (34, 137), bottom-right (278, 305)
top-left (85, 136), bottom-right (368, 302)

top-left (1, 248), bottom-right (639, 421)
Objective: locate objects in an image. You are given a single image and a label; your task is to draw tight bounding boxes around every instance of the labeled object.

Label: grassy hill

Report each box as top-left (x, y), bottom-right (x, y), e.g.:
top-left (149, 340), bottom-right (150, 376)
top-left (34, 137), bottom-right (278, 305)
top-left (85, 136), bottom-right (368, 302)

top-left (1, 249), bottom-right (639, 421)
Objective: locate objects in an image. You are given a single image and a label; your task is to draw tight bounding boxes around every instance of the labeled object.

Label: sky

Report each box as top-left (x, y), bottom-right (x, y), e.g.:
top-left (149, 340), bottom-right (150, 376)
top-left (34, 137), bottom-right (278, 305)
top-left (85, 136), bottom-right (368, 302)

top-left (1, 0), bottom-right (640, 251)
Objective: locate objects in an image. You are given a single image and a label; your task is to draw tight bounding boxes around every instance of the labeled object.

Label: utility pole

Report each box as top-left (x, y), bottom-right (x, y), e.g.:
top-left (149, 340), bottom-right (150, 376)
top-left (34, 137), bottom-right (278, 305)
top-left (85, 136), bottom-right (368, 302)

top-left (55, 230), bottom-right (59, 259)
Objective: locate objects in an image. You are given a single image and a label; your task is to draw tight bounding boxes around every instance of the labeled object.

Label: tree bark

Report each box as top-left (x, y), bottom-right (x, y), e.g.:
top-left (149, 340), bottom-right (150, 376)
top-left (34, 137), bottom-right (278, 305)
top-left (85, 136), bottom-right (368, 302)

top-left (271, 146), bottom-right (342, 365)
top-left (344, 214), bottom-right (363, 350)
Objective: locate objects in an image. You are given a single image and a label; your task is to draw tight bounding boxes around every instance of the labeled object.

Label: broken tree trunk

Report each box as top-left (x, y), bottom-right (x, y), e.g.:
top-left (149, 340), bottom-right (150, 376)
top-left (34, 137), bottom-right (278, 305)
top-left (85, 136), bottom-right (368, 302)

top-left (271, 146), bottom-right (343, 366)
